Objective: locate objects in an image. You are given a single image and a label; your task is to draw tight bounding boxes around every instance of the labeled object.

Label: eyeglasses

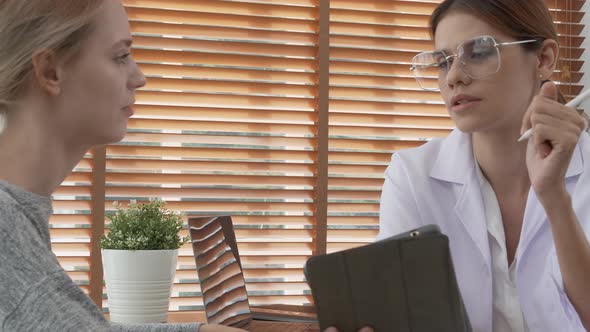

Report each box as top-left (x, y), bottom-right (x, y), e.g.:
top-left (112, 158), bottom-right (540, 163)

top-left (410, 35), bottom-right (539, 91)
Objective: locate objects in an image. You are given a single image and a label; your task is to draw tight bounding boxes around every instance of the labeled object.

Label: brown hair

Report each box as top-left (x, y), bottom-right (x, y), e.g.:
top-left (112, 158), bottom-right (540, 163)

top-left (0, 0), bottom-right (105, 109)
top-left (430, 0), bottom-right (557, 45)
top-left (429, 0), bottom-right (566, 103)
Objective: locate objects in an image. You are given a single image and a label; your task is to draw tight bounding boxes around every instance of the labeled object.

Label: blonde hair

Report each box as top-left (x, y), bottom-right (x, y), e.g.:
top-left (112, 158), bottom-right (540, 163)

top-left (0, 0), bottom-right (104, 111)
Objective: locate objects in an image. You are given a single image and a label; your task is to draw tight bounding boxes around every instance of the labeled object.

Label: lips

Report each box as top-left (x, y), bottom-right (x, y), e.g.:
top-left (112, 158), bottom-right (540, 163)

top-left (451, 94), bottom-right (481, 106)
top-left (122, 106), bottom-right (134, 116)
top-left (450, 94), bottom-right (482, 112)
top-left (123, 100), bottom-right (136, 116)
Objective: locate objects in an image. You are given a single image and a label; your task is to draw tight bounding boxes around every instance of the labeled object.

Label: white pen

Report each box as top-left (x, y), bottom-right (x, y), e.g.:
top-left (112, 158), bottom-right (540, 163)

top-left (517, 87), bottom-right (590, 142)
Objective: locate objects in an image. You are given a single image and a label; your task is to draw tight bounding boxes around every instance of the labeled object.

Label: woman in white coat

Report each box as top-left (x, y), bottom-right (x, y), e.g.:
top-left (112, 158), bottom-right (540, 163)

top-left (378, 0), bottom-right (590, 331)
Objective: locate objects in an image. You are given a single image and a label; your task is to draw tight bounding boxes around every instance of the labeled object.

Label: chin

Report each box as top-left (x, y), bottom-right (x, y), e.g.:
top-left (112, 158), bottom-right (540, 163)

top-left (450, 109), bottom-right (502, 133)
top-left (450, 118), bottom-right (481, 134)
top-left (94, 128), bottom-right (128, 146)
top-left (107, 119), bottom-right (130, 143)
top-left (109, 130), bottom-right (128, 144)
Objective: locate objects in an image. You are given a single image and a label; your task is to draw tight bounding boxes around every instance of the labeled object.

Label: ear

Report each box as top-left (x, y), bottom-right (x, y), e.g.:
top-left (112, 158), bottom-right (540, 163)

top-left (536, 39), bottom-right (559, 80)
top-left (31, 49), bottom-right (62, 96)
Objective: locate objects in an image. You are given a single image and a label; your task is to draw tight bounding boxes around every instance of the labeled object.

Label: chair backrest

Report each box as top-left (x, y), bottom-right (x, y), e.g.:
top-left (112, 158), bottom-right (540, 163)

top-left (188, 216), bottom-right (252, 328)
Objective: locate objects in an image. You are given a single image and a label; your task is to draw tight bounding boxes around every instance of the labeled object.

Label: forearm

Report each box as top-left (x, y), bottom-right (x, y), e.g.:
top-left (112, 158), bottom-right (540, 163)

top-left (542, 190), bottom-right (590, 329)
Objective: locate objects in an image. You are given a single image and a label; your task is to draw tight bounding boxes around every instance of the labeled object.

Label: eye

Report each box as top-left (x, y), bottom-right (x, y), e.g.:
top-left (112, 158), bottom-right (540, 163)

top-left (460, 38), bottom-right (496, 63)
top-left (115, 53), bottom-right (131, 64)
top-left (434, 54), bottom-right (450, 71)
top-left (468, 46), bottom-right (495, 61)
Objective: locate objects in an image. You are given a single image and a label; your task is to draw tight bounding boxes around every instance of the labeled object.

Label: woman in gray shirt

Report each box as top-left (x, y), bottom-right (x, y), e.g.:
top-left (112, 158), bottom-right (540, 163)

top-left (0, 1), bottom-right (245, 331)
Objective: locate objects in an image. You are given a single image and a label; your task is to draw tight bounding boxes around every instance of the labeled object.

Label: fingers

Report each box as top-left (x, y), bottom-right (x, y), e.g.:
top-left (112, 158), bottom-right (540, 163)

top-left (530, 98), bottom-right (585, 129)
top-left (522, 80), bottom-right (558, 135)
top-left (539, 80), bottom-right (559, 101)
top-left (522, 96), bottom-right (585, 145)
top-left (530, 105), bottom-right (585, 144)
top-left (532, 122), bottom-right (581, 150)
top-left (324, 328), bottom-right (338, 332)
top-left (520, 106), bottom-right (533, 136)
top-left (530, 112), bottom-right (585, 136)
top-left (521, 81), bottom-right (586, 137)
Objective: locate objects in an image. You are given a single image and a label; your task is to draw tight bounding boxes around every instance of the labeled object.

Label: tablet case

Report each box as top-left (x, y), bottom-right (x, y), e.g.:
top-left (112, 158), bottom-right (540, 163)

top-left (304, 225), bottom-right (471, 332)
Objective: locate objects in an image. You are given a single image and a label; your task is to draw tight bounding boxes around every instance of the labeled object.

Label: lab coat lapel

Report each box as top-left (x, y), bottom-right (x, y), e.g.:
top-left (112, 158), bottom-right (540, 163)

top-left (430, 130), bottom-right (491, 267)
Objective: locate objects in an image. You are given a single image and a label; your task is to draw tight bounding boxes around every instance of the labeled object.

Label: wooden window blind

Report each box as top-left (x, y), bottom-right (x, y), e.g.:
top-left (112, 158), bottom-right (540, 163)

top-left (51, 153), bottom-right (95, 296)
top-left (106, 0), bottom-right (321, 320)
top-left (50, 0), bottom-right (586, 323)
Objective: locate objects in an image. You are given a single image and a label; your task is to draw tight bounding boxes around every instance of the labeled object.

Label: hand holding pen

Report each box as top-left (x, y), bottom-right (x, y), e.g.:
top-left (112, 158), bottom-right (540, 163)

top-left (518, 84), bottom-right (590, 142)
top-left (521, 81), bottom-right (589, 198)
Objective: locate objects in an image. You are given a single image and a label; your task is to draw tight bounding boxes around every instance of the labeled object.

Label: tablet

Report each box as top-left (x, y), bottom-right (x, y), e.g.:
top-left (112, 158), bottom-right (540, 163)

top-left (304, 225), bottom-right (471, 332)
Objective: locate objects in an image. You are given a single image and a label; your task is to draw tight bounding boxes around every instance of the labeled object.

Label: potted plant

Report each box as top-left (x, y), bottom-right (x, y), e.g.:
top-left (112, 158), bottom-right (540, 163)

top-left (101, 199), bottom-right (189, 324)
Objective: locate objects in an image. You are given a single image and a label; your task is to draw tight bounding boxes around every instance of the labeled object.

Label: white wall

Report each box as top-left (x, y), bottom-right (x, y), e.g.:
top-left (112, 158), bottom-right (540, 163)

top-left (581, 1), bottom-right (590, 110)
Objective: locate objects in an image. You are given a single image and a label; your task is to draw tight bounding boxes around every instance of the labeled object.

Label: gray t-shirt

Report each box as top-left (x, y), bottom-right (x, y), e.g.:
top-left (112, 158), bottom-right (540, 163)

top-left (0, 180), bottom-right (201, 332)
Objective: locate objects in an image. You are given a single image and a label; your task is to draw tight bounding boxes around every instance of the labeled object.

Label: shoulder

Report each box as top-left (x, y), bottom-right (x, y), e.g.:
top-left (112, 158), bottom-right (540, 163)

top-left (0, 185), bottom-right (21, 209)
top-left (393, 138), bottom-right (445, 167)
top-left (0, 186), bottom-right (50, 249)
top-left (0, 189), bottom-right (31, 238)
top-left (0, 190), bottom-right (62, 320)
top-left (386, 132), bottom-right (458, 179)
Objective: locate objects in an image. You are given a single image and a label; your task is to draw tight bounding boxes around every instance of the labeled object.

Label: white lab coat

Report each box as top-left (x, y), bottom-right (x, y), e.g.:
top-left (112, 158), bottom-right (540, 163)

top-left (378, 129), bottom-right (589, 332)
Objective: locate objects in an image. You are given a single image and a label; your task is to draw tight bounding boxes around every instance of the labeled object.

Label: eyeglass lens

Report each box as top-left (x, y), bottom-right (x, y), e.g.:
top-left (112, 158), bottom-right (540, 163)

top-left (412, 36), bottom-right (501, 91)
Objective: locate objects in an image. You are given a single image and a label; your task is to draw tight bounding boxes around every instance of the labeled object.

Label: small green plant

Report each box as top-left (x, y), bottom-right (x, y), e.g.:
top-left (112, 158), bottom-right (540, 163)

top-left (101, 199), bottom-right (190, 250)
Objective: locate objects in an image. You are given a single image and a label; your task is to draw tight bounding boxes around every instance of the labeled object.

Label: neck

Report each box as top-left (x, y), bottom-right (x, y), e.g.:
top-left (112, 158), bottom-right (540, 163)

top-left (472, 128), bottom-right (530, 193)
top-left (0, 103), bottom-right (89, 197)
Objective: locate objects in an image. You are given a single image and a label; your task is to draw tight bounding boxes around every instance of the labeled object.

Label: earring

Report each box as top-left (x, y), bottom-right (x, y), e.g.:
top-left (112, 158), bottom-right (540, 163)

top-left (539, 74), bottom-right (544, 79)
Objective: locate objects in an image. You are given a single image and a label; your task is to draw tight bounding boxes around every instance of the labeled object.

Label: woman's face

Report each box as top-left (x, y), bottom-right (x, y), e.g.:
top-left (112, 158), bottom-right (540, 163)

top-left (434, 11), bottom-right (540, 135)
top-left (55, 0), bottom-right (145, 147)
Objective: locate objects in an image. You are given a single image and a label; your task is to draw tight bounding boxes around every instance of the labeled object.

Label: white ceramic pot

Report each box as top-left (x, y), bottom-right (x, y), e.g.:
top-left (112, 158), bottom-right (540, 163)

top-left (102, 249), bottom-right (178, 324)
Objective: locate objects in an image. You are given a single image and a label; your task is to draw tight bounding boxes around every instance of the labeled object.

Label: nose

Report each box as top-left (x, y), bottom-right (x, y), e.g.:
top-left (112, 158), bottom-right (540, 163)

top-left (444, 57), bottom-right (471, 89)
top-left (129, 59), bottom-right (146, 90)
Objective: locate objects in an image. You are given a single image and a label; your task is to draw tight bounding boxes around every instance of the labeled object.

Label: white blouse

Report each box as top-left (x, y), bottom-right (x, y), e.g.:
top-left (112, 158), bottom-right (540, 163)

top-left (475, 159), bottom-right (528, 332)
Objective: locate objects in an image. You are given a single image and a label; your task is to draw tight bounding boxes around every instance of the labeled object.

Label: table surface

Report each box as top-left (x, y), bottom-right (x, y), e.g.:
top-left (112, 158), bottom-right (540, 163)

top-left (246, 320), bottom-right (320, 332)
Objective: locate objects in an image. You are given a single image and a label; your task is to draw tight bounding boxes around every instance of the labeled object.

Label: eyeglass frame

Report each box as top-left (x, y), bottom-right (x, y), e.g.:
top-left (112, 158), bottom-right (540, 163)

top-left (410, 35), bottom-right (541, 91)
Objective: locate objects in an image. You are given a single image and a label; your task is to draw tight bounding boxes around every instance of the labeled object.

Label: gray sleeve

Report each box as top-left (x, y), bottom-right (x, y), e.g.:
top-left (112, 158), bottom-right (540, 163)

top-left (2, 271), bottom-right (112, 332)
top-left (3, 270), bottom-right (202, 332)
top-left (111, 322), bottom-right (201, 332)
